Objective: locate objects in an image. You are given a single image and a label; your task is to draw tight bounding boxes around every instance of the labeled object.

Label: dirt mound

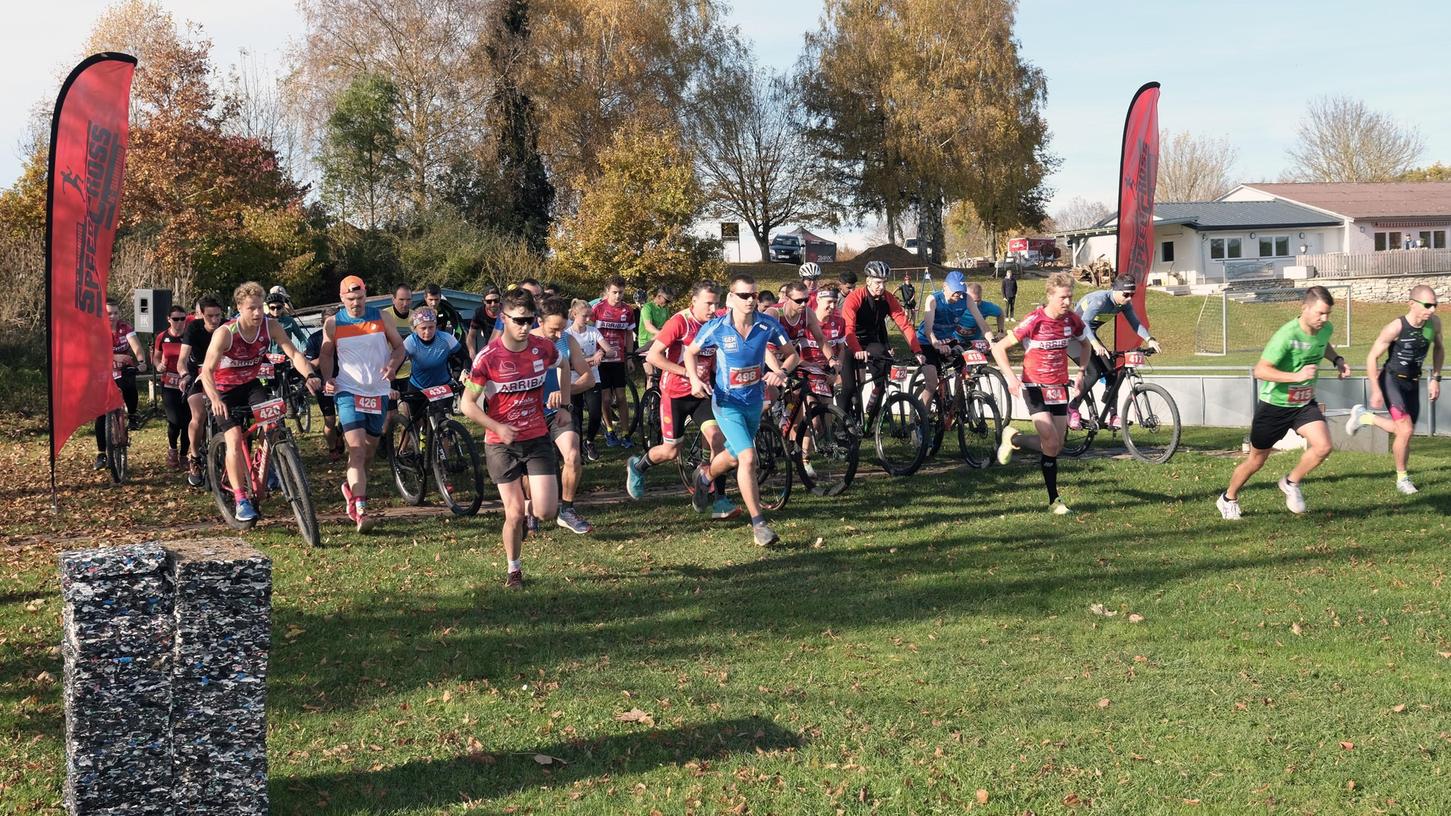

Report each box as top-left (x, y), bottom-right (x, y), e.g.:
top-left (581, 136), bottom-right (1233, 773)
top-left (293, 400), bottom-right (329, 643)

top-left (832, 244), bottom-right (950, 278)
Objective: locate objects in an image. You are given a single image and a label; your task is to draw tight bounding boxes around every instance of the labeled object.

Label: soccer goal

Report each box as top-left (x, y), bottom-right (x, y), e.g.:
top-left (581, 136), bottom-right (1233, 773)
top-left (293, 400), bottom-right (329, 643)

top-left (1193, 285), bottom-right (1351, 356)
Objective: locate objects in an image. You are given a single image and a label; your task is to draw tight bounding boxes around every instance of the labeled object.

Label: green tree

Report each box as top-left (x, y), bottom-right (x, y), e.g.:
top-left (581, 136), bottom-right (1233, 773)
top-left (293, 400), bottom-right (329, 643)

top-left (1399, 162), bottom-right (1451, 182)
top-left (320, 74), bottom-right (403, 230)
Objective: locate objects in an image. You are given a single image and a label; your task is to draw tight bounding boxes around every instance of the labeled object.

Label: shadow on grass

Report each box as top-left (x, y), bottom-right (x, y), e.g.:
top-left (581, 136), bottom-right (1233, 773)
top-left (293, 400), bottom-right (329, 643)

top-left (276, 715), bottom-right (802, 814)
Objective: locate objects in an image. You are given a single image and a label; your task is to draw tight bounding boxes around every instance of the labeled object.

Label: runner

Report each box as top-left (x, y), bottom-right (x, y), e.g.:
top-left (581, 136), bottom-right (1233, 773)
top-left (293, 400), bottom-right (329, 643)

top-left (838, 260), bottom-right (924, 423)
top-left (466, 287), bottom-right (503, 358)
top-left (626, 280), bottom-right (738, 519)
top-left (1346, 285), bottom-right (1443, 494)
top-left (381, 284), bottom-right (415, 444)
top-left (683, 273), bottom-right (797, 546)
top-left (915, 270), bottom-right (990, 409)
top-left (179, 296), bottom-right (226, 487)
top-left (1067, 275), bottom-right (1161, 430)
top-left (1216, 286), bottom-right (1350, 519)
top-left (592, 276), bottom-right (637, 448)
top-left (151, 304), bottom-right (190, 470)
top-left (304, 306), bottom-right (344, 461)
top-left (533, 296), bottom-right (594, 534)
top-left (200, 282), bottom-right (322, 523)
top-left (638, 286), bottom-right (673, 382)
top-left (991, 272), bottom-right (1093, 515)
top-left (460, 288), bottom-right (571, 589)
top-left (319, 276), bottom-right (407, 532)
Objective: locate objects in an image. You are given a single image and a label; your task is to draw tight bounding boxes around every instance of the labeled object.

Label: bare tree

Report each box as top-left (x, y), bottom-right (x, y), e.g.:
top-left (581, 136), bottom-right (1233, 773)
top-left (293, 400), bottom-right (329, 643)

top-left (1285, 95), bottom-right (1424, 182)
top-left (1051, 196), bottom-right (1112, 231)
top-left (1156, 130), bottom-right (1238, 201)
top-left (222, 49), bottom-right (307, 179)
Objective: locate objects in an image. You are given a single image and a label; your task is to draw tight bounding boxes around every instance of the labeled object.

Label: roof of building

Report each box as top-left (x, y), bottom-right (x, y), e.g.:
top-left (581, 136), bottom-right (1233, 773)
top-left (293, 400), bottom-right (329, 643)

top-left (1238, 182), bottom-right (1451, 220)
top-left (1059, 200), bottom-right (1340, 239)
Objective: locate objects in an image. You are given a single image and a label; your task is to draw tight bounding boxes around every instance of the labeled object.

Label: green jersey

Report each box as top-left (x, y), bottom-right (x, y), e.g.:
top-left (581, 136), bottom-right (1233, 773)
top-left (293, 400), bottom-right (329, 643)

top-left (639, 301), bottom-right (671, 346)
top-left (1258, 318), bottom-right (1333, 407)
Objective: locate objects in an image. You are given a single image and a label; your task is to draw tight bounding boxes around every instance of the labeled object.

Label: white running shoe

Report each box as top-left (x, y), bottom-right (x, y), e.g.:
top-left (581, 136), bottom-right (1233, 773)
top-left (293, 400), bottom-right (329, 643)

top-left (1278, 477), bottom-right (1306, 514)
top-left (1346, 404), bottom-right (1368, 436)
top-left (996, 426), bottom-right (1018, 466)
top-left (1216, 493), bottom-right (1241, 520)
top-left (1049, 498), bottom-right (1071, 516)
top-left (1396, 477), bottom-right (1419, 495)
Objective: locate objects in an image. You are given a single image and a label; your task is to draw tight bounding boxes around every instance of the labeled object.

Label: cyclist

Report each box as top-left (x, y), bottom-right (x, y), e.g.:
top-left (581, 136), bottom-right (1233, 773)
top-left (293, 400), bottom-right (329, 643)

top-left (1067, 275), bottom-right (1161, 430)
top-left (956, 282), bottom-right (1006, 344)
top-left (179, 296), bottom-right (226, 487)
top-left (533, 296), bottom-right (594, 534)
top-left (592, 276), bottom-right (637, 448)
top-left (466, 287), bottom-right (503, 358)
top-left (838, 260), bottom-right (924, 424)
top-left (319, 276), bottom-right (407, 532)
top-left (1216, 286), bottom-right (1350, 519)
top-left (838, 269), bottom-right (858, 295)
top-left (915, 270), bottom-right (990, 411)
top-left (422, 283), bottom-right (465, 341)
top-left (151, 304), bottom-right (190, 470)
top-left (200, 281), bottom-right (322, 523)
top-left (304, 307), bottom-right (344, 461)
top-left (381, 284), bottom-right (415, 445)
top-left (638, 286), bottom-right (674, 382)
top-left (460, 287), bottom-right (572, 589)
top-left (794, 285), bottom-right (847, 477)
top-left (799, 261), bottom-right (823, 306)
top-left (684, 273), bottom-right (796, 547)
top-left (1346, 284), bottom-right (1443, 495)
top-left (991, 271), bottom-right (1093, 516)
top-left (263, 290), bottom-right (308, 406)
top-left (93, 299), bottom-right (148, 469)
top-left (627, 281), bottom-right (739, 517)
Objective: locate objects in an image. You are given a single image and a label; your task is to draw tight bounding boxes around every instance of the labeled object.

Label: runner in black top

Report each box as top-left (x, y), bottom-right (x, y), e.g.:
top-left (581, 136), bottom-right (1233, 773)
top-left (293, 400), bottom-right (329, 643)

top-left (179, 296), bottom-right (226, 487)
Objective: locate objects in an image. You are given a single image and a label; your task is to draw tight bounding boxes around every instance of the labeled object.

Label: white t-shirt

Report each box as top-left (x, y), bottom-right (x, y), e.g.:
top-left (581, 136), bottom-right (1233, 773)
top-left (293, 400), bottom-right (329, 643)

top-left (567, 324), bottom-right (605, 382)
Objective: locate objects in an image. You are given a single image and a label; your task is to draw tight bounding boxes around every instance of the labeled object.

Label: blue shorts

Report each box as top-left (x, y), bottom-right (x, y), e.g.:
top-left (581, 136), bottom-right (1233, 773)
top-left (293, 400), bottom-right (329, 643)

top-left (714, 399), bottom-right (761, 458)
top-left (335, 392), bottom-right (387, 437)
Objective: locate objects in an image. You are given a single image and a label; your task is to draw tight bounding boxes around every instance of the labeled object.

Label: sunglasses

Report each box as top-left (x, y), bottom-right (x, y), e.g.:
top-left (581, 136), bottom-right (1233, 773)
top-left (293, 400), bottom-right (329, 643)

top-left (505, 314), bottom-right (535, 326)
top-left (1414, 300), bottom-right (1438, 309)
top-left (169, 316), bottom-right (186, 322)
top-left (267, 303), bottom-right (284, 308)
top-left (342, 285), bottom-right (364, 294)
top-left (484, 298), bottom-right (500, 305)
top-left (789, 297), bottom-right (808, 305)
top-left (732, 291), bottom-right (758, 300)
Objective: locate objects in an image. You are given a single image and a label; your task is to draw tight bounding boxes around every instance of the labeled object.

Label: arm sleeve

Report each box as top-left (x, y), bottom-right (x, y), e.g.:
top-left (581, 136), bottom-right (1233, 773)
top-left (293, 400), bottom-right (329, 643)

top-left (841, 290), bottom-right (864, 354)
top-left (884, 293), bottom-right (922, 353)
top-left (1121, 302), bottom-right (1152, 340)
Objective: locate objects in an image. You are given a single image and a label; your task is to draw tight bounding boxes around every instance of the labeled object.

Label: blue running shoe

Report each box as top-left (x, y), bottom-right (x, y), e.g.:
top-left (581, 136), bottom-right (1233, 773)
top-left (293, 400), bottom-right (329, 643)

top-left (235, 498), bottom-right (258, 522)
top-left (626, 455), bottom-right (646, 500)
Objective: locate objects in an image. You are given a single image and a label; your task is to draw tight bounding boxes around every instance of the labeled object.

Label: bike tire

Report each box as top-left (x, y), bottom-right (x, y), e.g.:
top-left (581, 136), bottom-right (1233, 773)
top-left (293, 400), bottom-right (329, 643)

top-left (389, 418), bottom-right (428, 505)
top-left (980, 367), bottom-right (1013, 424)
top-left (675, 415), bottom-right (706, 492)
top-left (433, 419), bottom-right (485, 516)
top-left (958, 389), bottom-right (1003, 469)
top-left (291, 383), bottom-right (312, 434)
top-left (206, 433), bottom-right (253, 530)
top-left (105, 409), bottom-right (128, 485)
top-left (793, 401), bottom-right (858, 496)
top-left (638, 388), bottom-right (662, 450)
top-left (1060, 391), bottom-right (1096, 458)
top-left (620, 378), bottom-right (642, 442)
top-left (873, 391), bottom-right (930, 476)
top-left (273, 439), bottom-right (321, 546)
top-left (753, 420), bottom-right (792, 511)
top-left (1121, 382), bottom-right (1182, 464)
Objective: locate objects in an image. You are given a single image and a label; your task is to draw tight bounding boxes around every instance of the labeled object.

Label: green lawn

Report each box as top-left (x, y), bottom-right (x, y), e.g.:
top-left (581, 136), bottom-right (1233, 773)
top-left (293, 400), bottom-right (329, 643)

top-left (4, 423), bottom-right (1451, 814)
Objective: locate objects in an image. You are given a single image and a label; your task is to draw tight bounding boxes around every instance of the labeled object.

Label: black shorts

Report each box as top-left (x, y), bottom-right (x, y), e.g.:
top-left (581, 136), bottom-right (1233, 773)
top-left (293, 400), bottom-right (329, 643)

top-left (485, 435), bottom-right (557, 484)
top-left (1248, 400), bottom-right (1325, 450)
top-left (1380, 370), bottom-right (1421, 424)
top-left (597, 361), bottom-right (629, 390)
top-left (215, 380), bottom-right (271, 432)
top-left (919, 343), bottom-right (948, 371)
top-left (662, 392), bottom-right (715, 444)
top-left (316, 392), bottom-right (336, 417)
top-left (1022, 383), bottom-right (1070, 417)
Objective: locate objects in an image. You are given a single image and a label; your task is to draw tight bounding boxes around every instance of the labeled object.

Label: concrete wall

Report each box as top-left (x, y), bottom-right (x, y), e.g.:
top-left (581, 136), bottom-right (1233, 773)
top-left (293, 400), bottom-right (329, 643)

top-left (1325, 271), bottom-right (1451, 302)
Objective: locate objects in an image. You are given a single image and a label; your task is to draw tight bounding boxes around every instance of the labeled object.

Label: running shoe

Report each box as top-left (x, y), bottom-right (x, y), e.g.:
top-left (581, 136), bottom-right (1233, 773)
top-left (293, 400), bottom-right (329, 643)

top-left (94, 454), bottom-right (106, 471)
top-left (127, 414), bottom-right (142, 432)
top-left (187, 460), bottom-right (205, 488)
top-left (752, 521), bottom-right (779, 547)
top-left (996, 426), bottom-right (1018, 466)
top-left (356, 501), bottom-right (376, 533)
top-left (234, 498), bottom-right (258, 523)
top-left (526, 514), bottom-right (540, 535)
top-left (327, 445), bottom-right (343, 463)
top-left (167, 449), bottom-right (180, 469)
top-left (691, 465), bottom-right (713, 512)
top-left (504, 570), bottom-right (525, 590)
top-left (618, 435), bottom-right (634, 449)
top-left (626, 455), bottom-right (646, 500)
top-left (711, 496), bottom-right (741, 520)
top-left (583, 439), bottom-right (600, 462)
top-left (1396, 477), bottom-right (1419, 495)
top-left (1278, 477), bottom-right (1307, 514)
top-left (605, 431), bottom-right (621, 448)
top-left (1067, 408), bottom-right (1082, 431)
top-left (802, 460), bottom-right (818, 480)
top-left (1216, 493), bottom-right (1242, 520)
top-left (557, 506), bottom-right (592, 534)
top-left (1049, 498), bottom-right (1072, 516)
top-left (1346, 404), bottom-right (1368, 436)
top-left (1108, 413), bottom-right (1122, 430)
top-left (342, 483), bottom-right (358, 525)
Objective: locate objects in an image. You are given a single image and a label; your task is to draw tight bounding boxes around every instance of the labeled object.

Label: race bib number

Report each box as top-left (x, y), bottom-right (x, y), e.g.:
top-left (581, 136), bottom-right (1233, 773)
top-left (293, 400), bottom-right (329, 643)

top-left (267, 353), bottom-right (286, 364)
top-left (962, 349), bottom-right (988, 366)
top-left (252, 398), bottom-right (286, 426)
top-left (161, 371), bottom-right (181, 389)
top-left (809, 376), bottom-right (833, 398)
top-left (1124, 351), bottom-right (1146, 367)
top-left (355, 395), bottom-right (384, 414)
top-left (1040, 385), bottom-right (1068, 405)
top-left (728, 366), bottom-right (761, 388)
top-left (258, 362), bottom-right (275, 379)
top-left (1286, 385), bottom-right (1315, 406)
top-left (423, 384), bottom-right (453, 402)
top-left (972, 340), bottom-right (991, 353)
top-left (889, 366), bottom-right (909, 383)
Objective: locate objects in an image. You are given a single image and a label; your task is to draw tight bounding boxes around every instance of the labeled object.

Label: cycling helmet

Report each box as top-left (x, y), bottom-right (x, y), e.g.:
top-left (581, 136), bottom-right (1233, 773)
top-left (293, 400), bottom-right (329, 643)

top-left (864, 260), bottom-right (890, 280)
top-left (798, 262), bottom-right (822, 279)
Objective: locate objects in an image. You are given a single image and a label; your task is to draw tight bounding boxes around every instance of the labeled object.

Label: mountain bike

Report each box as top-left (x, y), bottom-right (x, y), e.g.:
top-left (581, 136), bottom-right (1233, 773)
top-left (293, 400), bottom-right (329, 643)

top-left (205, 396), bottom-right (321, 546)
top-left (768, 366), bottom-right (860, 496)
top-left (262, 354), bottom-right (312, 435)
top-left (633, 357), bottom-right (664, 450)
top-left (753, 409), bottom-right (793, 511)
top-left (844, 351), bottom-right (930, 476)
top-left (100, 407), bottom-right (129, 484)
top-left (388, 383), bottom-right (485, 516)
top-left (920, 342), bottom-right (1004, 468)
top-left (907, 339), bottom-right (1012, 425)
top-left (1062, 348), bottom-right (1181, 464)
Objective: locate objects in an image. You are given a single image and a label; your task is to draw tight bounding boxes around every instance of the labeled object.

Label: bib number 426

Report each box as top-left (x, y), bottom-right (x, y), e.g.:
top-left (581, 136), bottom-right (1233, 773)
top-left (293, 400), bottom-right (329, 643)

top-left (355, 395), bottom-right (384, 414)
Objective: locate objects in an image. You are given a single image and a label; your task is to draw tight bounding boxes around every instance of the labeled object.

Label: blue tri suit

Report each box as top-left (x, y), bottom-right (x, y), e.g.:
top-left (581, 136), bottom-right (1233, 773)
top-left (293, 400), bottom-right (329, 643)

top-left (690, 311), bottom-right (791, 456)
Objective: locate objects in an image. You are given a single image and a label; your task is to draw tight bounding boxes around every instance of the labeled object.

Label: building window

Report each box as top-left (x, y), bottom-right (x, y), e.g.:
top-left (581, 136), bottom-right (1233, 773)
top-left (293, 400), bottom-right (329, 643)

top-left (1210, 237), bottom-right (1242, 260)
top-left (1417, 230), bottom-right (1448, 249)
top-left (1258, 235), bottom-right (1290, 257)
top-left (1160, 241), bottom-right (1174, 263)
top-left (1375, 231), bottom-right (1405, 251)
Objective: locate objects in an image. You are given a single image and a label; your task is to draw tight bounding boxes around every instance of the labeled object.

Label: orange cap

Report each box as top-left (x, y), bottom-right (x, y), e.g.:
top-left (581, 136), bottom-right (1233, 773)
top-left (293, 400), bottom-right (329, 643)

top-left (339, 275), bottom-right (366, 296)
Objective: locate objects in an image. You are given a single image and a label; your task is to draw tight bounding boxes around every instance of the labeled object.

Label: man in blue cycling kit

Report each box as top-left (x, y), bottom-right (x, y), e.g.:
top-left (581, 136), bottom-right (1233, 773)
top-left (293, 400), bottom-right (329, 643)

top-left (915, 270), bottom-right (990, 408)
top-left (955, 283), bottom-right (1005, 343)
top-left (684, 273), bottom-right (797, 548)
top-left (1068, 275), bottom-right (1161, 429)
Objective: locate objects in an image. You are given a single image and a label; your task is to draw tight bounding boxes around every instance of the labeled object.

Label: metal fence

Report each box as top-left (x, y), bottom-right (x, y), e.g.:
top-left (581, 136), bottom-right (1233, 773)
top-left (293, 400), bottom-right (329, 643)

top-left (1298, 249), bottom-right (1451, 278)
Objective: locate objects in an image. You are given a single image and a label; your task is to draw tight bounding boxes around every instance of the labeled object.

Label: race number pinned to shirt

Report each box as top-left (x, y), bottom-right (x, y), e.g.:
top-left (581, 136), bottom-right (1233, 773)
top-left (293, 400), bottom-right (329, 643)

top-left (423, 384), bottom-right (453, 402)
top-left (728, 365), bottom-right (761, 388)
top-left (258, 362), bottom-right (275, 379)
top-left (355, 394), bottom-right (384, 414)
top-left (267, 353), bottom-right (286, 364)
top-left (161, 371), bottom-right (181, 389)
top-left (1040, 385), bottom-right (1068, 404)
top-left (1286, 385), bottom-right (1315, 406)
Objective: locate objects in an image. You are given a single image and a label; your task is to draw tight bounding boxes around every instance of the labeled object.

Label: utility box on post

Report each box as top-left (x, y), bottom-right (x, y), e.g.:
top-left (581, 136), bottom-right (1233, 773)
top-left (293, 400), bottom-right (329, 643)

top-left (132, 289), bottom-right (172, 335)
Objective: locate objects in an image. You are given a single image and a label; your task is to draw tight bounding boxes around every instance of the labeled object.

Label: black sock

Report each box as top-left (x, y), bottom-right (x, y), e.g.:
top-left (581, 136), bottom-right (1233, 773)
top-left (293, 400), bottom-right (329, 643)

top-left (636, 453), bottom-right (652, 471)
top-left (1041, 454), bottom-right (1059, 503)
top-left (713, 476), bottom-right (727, 495)
top-left (561, 499), bottom-right (573, 510)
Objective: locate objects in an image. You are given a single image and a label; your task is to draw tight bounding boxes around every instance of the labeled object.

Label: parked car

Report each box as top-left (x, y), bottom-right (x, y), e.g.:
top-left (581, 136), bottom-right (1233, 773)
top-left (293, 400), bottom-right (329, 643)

top-left (769, 234), bottom-right (803, 263)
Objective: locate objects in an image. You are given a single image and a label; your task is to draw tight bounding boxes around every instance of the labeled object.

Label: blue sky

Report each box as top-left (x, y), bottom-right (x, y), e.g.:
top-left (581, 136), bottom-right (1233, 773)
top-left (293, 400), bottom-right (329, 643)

top-left (4, 0), bottom-right (1449, 214)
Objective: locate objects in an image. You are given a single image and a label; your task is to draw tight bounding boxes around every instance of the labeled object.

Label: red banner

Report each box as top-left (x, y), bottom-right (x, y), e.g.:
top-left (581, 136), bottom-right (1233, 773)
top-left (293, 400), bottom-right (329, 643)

top-left (1114, 82), bottom-right (1160, 352)
top-left (46, 54), bottom-right (136, 463)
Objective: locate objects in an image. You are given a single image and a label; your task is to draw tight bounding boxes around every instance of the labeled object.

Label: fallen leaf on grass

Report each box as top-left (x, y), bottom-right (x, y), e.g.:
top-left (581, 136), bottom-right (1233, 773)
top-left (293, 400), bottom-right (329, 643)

top-left (615, 708), bottom-right (655, 727)
top-left (1346, 779), bottom-right (1357, 791)
top-left (812, 537), bottom-right (824, 549)
top-left (1291, 622), bottom-right (1304, 636)
top-left (1088, 603), bottom-right (1116, 617)
top-left (1392, 704), bottom-right (1407, 714)
top-left (975, 789), bottom-right (988, 804)
top-left (1339, 740), bottom-right (1354, 750)
top-left (1097, 698), bottom-right (1111, 709)
top-left (1063, 792), bottom-right (1086, 807)
top-left (1438, 651), bottom-right (1451, 659)
top-left (533, 754), bottom-right (568, 766)
top-left (1127, 613), bottom-right (1145, 624)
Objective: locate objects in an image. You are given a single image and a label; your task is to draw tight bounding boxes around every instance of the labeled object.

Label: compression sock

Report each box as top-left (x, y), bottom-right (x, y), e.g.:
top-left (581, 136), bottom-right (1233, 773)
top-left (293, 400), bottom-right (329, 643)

top-left (1040, 454), bottom-right (1059, 504)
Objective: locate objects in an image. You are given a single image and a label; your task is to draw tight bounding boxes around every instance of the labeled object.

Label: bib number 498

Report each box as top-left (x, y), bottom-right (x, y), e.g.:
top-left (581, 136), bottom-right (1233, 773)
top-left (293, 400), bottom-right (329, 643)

top-left (728, 366), bottom-right (760, 388)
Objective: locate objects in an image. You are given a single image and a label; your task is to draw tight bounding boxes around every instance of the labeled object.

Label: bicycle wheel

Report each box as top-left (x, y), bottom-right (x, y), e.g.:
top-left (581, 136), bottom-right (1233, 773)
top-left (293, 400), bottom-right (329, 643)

top-left (105, 409), bottom-right (128, 484)
top-left (389, 417), bottom-right (428, 505)
top-left (979, 367), bottom-right (1013, 424)
top-left (753, 420), bottom-right (792, 511)
top-left (1060, 392), bottom-right (1096, 458)
top-left (794, 401), bottom-right (859, 496)
top-left (620, 378), bottom-right (642, 441)
top-left (290, 381), bottom-right (312, 434)
top-left (675, 415), bottom-right (706, 491)
top-left (272, 439), bottom-right (320, 546)
top-left (206, 433), bottom-right (253, 530)
top-left (433, 419), bottom-right (485, 516)
top-left (957, 389), bottom-right (1003, 468)
top-left (1121, 382), bottom-right (1182, 464)
top-left (873, 391), bottom-right (930, 476)
top-left (638, 388), bottom-right (662, 450)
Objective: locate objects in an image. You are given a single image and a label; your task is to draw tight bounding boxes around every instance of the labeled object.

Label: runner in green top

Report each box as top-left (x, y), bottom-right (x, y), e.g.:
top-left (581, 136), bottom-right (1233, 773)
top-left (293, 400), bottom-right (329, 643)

top-left (638, 286), bottom-right (674, 381)
top-left (1218, 286), bottom-right (1350, 520)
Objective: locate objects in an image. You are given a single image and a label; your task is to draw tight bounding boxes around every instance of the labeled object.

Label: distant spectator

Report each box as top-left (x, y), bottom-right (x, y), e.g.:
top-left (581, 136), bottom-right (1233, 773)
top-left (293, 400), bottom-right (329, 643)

top-left (1002, 270), bottom-right (1018, 319)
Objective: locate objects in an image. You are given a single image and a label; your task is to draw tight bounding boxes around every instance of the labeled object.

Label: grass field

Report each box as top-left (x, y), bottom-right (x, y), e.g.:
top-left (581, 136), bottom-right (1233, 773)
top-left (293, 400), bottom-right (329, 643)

top-left (4, 416), bottom-right (1451, 814)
